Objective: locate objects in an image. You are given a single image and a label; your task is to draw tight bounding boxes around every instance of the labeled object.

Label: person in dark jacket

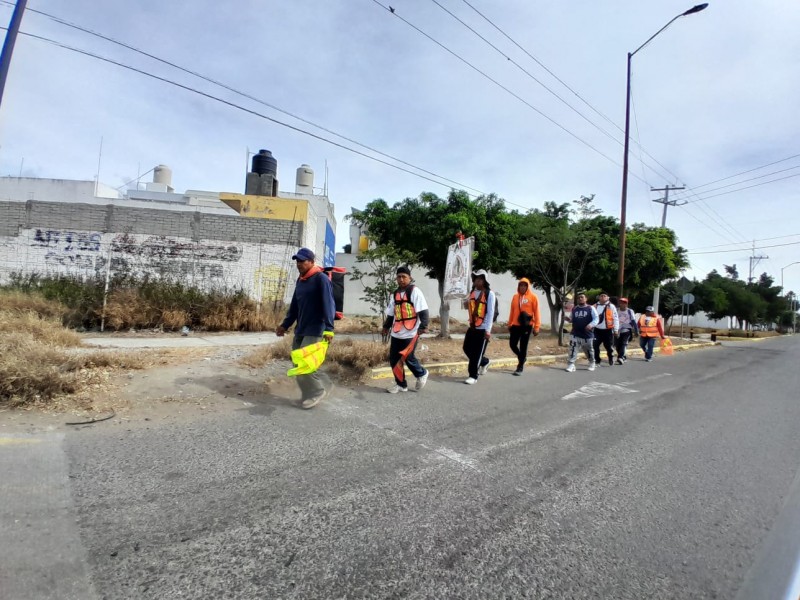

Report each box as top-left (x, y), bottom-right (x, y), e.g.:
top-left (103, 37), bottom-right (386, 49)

top-left (564, 292), bottom-right (599, 372)
top-left (276, 247), bottom-right (335, 409)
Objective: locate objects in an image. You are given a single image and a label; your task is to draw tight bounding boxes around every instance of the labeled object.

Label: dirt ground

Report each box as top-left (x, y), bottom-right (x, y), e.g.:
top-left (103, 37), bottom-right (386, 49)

top-left (0, 332), bottom-right (707, 428)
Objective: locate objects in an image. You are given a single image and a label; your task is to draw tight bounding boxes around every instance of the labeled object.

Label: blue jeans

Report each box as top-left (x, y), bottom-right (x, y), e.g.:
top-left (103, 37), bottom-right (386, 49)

top-left (639, 336), bottom-right (657, 360)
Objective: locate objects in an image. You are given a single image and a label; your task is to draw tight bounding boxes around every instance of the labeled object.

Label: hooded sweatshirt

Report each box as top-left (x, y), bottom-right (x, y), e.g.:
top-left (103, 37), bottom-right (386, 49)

top-left (508, 278), bottom-right (541, 333)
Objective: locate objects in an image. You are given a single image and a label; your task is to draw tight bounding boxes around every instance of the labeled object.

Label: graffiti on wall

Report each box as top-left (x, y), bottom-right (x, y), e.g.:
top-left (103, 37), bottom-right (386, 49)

top-left (254, 265), bottom-right (289, 302)
top-left (33, 229), bottom-right (103, 270)
top-left (111, 234), bottom-right (242, 262)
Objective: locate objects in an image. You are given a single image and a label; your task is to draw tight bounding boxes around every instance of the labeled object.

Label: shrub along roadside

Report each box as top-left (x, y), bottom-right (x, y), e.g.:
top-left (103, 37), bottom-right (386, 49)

top-left (3, 273), bottom-right (284, 331)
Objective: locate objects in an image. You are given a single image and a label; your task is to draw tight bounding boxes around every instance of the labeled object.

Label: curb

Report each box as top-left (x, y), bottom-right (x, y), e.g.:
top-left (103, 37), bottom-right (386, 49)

top-left (369, 340), bottom-right (719, 380)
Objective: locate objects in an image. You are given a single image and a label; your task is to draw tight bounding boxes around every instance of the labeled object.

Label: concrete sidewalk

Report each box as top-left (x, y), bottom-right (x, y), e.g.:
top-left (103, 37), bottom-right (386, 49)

top-left (81, 332), bottom-right (282, 349)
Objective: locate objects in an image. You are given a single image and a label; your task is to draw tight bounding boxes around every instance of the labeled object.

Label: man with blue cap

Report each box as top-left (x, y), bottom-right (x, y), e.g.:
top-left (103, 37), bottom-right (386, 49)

top-left (276, 247), bottom-right (336, 409)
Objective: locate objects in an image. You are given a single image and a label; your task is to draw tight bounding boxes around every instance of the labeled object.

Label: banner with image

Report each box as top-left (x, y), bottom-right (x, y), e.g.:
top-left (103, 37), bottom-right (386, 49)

top-left (443, 236), bottom-right (474, 301)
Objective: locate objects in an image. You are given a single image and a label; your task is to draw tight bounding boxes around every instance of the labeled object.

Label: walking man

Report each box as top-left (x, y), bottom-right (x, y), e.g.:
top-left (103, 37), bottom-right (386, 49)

top-left (638, 305), bottom-right (667, 362)
top-left (276, 247), bottom-right (335, 409)
top-left (615, 297), bottom-right (638, 364)
top-left (382, 266), bottom-right (430, 393)
top-left (564, 292), bottom-right (599, 372)
top-left (593, 292), bottom-right (619, 366)
top-left (507, 277), bottom-right (540, 376)
top-left (462, 270), bottom-right (495, 384)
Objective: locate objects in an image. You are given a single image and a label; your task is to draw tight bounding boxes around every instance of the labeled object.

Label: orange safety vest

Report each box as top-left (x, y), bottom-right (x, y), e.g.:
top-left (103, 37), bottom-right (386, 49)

top-left (595, 303), bottom-right (615, 328)
top-left (638, 315), bottom-right (660, 338)
top-left (469, 290), bottom-right (488, 327)
top-left (392, 286), bottom-right (418, 333)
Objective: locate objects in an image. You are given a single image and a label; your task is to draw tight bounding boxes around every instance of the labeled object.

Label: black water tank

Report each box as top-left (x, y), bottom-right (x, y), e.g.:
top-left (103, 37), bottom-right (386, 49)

top-left (251, 149), bottom-right (277, 176)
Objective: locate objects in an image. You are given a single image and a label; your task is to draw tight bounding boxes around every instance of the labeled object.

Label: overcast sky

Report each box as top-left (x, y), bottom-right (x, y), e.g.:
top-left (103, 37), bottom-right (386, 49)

top-left (2, 1), bottom-right (799, 292)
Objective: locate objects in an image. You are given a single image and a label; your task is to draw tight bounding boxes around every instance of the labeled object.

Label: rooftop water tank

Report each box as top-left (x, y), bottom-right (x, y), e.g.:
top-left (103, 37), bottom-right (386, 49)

top-left (295, 164), bottom-right (314, 194)
top-left (153, 164), bottom-right (172, 187)
top-left (251, 149), bottom-right (277, 177)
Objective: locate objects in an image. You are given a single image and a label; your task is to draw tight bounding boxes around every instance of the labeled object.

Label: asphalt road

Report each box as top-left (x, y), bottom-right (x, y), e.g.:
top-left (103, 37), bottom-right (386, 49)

top-left (3, 336), bottom-right (800, 599)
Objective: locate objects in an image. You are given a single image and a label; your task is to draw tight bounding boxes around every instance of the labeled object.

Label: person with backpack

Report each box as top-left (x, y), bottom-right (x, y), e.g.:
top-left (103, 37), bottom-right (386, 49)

top-left (614, 297), bottom-right (638, 364)
top-left (276, 247), bottom-right (335, 409)
top-left (382, 266), bottom-right (430, 393)
top-left (593, 292), bottom-right (619, 366)
top-left (462, 270), bottom-right (496, 385)
top-left (507, 277), bottom-right (540, 376)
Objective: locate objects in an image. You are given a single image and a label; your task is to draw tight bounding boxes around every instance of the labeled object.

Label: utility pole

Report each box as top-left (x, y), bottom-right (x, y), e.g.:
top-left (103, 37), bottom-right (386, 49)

top-left (650, 185), bottom-right (686, 314)
top-left (748, 241), bottom-right (768, 284)
top-left (0, 0), bottom-right (28, 115)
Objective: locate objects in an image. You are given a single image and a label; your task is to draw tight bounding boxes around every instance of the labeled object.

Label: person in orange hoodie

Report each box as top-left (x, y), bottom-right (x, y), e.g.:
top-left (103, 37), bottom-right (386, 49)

top-left (507, 277), bottom-right (540, 376)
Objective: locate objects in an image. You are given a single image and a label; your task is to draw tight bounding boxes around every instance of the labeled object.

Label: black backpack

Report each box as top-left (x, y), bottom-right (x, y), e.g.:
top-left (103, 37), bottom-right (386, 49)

top-left (323, 266), bottom-right (345, 320)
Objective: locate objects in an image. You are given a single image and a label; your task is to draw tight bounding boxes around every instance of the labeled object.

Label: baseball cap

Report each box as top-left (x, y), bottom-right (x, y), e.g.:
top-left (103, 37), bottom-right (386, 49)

top-left (619, 297), bottom-right (629, 303)
top-left (645, 305), bottom-right (654, 312)
top-left (396, 265), bottom-right (411, 276)
top-left (291, 247), bottom-right (315, 262)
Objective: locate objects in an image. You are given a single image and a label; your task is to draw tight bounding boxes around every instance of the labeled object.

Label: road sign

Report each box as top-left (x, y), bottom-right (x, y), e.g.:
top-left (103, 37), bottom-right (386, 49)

top-left (682, 293), bottom-right (695, 305)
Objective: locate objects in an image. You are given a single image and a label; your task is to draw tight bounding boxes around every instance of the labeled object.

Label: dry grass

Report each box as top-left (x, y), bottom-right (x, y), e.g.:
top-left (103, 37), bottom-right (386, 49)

top-left (0, 290), bottom-right (68, 319)
top-left (242, 337), bottom-right (389, 382)
top-left (200, 304), bottom-right (282, 331)
top-left (0, 309), bottom-right (82, 347)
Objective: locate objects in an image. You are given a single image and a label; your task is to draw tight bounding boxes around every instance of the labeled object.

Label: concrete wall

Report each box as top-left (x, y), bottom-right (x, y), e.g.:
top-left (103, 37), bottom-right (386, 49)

top-left (0, 177), bottom-right (120, 202)
top-left (0, 199), bottom-right (305, 304)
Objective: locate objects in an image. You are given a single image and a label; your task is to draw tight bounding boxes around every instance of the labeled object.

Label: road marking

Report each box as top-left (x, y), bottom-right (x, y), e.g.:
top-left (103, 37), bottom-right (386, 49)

top-left (432, 447), bottom-right (480, 470)
top-left (0, 437), bottom-right (42, 446)
top-left (562, 373), bottom-right (672, 400)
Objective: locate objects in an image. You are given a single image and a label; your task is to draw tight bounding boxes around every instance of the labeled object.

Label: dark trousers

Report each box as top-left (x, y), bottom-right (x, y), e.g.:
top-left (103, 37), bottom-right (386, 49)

top-left (509, 325), bottom-right (532, 369)
top-left (463, 327), bottom-right (489, 379)
top-left (615, 330), bottom-right (633, 360)
top-left (389, 336), bottom-right (425, 387)
top-left (593, 328), bottom-right (615, 364)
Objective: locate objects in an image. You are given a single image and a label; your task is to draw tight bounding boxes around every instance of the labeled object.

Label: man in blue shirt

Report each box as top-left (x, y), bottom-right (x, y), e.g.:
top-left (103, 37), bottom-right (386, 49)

top-left (564, 292), bottom-right (599, 372)
top-left (276, 247), bottom-right (335, 409)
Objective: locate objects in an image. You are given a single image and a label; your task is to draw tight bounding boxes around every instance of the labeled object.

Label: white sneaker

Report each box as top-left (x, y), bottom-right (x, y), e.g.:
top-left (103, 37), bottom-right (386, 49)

top-left (478, 360), bottom-right (490, 376)
top-left (387, 384), bottom-right (408, 394)
top-left (415, 371), bottom-right (428, 391)
top-left (588, 362), bottom-right (596, 371)
top-left (565, 363), bottom-right (576, 373)
top-left (464, 377), bottom-right (477, 385)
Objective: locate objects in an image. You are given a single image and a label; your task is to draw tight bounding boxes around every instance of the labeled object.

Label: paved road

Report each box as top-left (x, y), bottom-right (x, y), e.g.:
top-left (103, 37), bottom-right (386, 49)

top-left (3, 337), bottom-right (800, 599)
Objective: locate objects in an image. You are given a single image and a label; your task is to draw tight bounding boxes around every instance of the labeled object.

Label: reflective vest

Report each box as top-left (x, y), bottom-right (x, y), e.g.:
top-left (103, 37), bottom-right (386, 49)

top-left (638, 315), bottom-right (660, 338)
top-left (392, 286), bottom-right (418, 333)
top-left (287, 339), bottom-right (330, 376)
top-left (469, 290), bottom-right (488, 327)
top-left (595, 303), bottom-right (615, 328)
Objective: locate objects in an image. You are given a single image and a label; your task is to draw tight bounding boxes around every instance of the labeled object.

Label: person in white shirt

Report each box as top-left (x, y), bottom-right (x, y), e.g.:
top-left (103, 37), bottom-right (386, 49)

top-left (382, 266), bottom-right (429, 393)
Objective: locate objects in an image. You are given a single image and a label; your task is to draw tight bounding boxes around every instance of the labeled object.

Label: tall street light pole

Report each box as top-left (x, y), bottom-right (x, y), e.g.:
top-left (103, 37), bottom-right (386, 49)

top-left (0, 0), bottom-right (28, 115)
top-left (617, 3), bottom-right (709, 298)
top-left (781, 262), bottom-right (800, 333)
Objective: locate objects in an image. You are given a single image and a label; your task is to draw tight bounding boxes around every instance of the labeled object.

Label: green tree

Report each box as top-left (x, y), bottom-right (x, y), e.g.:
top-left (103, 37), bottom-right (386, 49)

top-left (348, 244), bottom-right (419, 341)
top-left (349, 190), bottom-right (519, 338)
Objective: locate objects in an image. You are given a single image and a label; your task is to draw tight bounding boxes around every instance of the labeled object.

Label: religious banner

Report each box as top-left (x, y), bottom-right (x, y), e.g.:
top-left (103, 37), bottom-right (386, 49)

top-left (443, 236), bottom-right (474, 301)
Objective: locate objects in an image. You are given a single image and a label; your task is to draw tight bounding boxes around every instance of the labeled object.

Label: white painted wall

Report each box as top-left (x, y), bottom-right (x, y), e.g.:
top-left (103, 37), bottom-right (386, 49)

top-left (0, 177), bottom-right (120, 202)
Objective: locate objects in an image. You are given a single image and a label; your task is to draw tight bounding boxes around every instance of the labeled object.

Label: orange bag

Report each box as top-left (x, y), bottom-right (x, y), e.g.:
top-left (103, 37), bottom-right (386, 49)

top-left (660, 337), bottom-right (674, 356)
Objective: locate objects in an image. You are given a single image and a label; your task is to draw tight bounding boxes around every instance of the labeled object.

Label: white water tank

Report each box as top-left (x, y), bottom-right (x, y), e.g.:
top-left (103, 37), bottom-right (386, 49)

top-left (295, 164), bottom-right (314, 194)
top-left (153, 164), bottom-right (173, 188)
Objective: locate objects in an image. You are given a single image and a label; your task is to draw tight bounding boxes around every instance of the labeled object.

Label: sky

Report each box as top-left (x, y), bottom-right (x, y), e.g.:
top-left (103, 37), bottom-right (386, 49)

top-left (1, 0), bottom-right (799, 293)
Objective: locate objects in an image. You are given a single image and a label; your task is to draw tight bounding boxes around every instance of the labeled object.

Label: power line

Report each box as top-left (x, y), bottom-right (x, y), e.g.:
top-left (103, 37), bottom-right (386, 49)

top-left (688, 240), bottom-right (800, 255)
top-left (686, 152), bottom-right (800, 191)
top-left (454, 0), bottom-right (690, 188)
top-left (8, 27), bottom-right (500, 200)
top-left (0, 0), bottom-right (487, 196)
top-left (688, 232), bottom-right (800, 252)
top-left (688, 171), bottom-right (800, 203)
top-left (367, 0), bottom-right (642, 180)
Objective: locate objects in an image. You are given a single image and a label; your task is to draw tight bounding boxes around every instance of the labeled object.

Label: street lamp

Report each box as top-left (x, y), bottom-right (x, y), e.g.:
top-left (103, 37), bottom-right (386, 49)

top-left (781, 262), bottom-right (800, 333)
top-left (617, 3), bottom-right (709, 297)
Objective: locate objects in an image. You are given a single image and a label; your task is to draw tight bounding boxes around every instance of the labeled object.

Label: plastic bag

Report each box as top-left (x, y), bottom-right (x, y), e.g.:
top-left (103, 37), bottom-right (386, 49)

top-left (660, 337), bottom-right (674, 356)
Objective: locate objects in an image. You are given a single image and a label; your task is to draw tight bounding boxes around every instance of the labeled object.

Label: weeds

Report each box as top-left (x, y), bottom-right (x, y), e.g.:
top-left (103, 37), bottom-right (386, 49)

top-left (2, 273), bottom-right (284, 331)
top-left (242, 337), bottom-right (388, 382)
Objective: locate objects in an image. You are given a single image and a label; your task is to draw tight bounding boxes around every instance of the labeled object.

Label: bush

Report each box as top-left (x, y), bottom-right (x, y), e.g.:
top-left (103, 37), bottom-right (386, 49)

top-left (1, 272), bottom-right (283, 332)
